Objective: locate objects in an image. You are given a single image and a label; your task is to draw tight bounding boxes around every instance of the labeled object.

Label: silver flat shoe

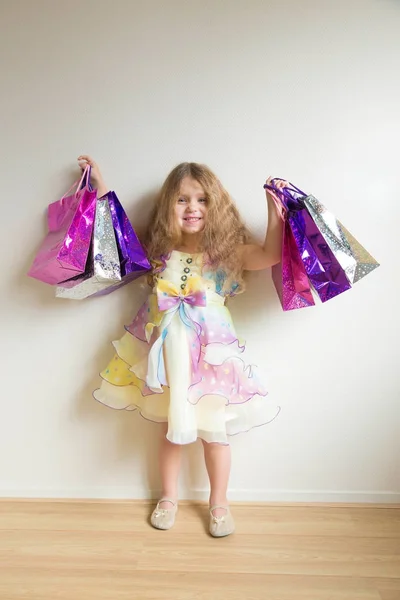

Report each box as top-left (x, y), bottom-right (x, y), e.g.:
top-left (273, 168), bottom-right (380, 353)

top-left (150, 498), bottom-right (178, 530)
top-left (209, 505), bottom-right (235, 537)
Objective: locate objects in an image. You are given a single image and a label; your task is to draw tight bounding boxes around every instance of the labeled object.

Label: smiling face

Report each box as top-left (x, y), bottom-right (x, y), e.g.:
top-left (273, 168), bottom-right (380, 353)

top-left (174, 176), bottom-right (208, 236)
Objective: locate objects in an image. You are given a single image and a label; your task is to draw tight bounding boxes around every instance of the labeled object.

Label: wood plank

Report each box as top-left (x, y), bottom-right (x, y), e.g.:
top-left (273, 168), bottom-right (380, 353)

top-left (0, 530), bottom-right (143, 570)
top-left (0, 570), bottom-right (383, 600)
top-left (348, 508), bottom-right (400, 539)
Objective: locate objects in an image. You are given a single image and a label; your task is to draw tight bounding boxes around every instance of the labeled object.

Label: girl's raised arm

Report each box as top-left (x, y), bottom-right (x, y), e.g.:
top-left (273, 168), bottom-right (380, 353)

top-left (239, 177), bottom-right (284, 271)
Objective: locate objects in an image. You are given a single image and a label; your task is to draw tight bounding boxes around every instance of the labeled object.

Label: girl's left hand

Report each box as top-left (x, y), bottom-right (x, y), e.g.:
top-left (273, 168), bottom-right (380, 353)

top-left (265, 177), bottom-right (287, 219)
top-left (265, 176), bottom-right (288, 194)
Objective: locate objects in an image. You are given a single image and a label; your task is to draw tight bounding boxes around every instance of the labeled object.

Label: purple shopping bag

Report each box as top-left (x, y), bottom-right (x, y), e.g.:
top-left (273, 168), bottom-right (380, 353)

top-left (265, 180), bottom-right (351, 303)
top-left (28, 166), bottom-right (97, 285)
top-left (108, 192), bottom-right (150, 276)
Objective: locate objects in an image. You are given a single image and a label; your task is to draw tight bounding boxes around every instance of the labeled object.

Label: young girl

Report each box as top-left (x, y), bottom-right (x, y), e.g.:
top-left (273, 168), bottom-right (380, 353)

top-left (78, 155), bottom-right (283, 537)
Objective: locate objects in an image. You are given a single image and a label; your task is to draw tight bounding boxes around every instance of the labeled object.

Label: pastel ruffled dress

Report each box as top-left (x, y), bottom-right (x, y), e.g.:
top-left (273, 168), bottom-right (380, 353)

top-left (94, 251), bottom-right (277, 444)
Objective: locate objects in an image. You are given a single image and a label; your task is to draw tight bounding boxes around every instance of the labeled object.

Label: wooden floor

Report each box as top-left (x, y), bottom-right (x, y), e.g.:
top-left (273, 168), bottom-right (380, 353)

top-left (0, 501), bottom-right (399, 600)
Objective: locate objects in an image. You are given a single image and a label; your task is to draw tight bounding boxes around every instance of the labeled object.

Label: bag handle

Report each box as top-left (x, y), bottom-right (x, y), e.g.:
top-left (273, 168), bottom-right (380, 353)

top-left (271, 178), bottom-right (307, 196)
top-left (263, 184), bottom-right (287, 219)
top-left (264, 178), bottom-right (308, 212)
top-left (265, 178), bottom-right (307, 198)
top-left (61, 165), bottom-right (92, 200)
top-left (264, 179), bottom-right (293, 213)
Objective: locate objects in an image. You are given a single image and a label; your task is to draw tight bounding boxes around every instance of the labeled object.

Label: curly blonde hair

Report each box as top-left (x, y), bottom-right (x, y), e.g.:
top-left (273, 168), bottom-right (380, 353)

top-left (144, 162), bottom-right (250, 294)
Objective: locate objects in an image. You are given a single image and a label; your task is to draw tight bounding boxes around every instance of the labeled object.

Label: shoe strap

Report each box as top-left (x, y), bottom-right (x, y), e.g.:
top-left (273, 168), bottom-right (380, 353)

top-left (210, 505), bottom-right (229, 515)
top-left (157, 498), bottom-right (177, 509)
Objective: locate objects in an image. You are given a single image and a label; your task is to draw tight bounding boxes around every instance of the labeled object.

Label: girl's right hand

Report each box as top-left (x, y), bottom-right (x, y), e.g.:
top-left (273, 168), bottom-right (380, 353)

top-left (77, 155), bottom-right (103, 184)
top-left (78, 155), bottom-right (109, 197)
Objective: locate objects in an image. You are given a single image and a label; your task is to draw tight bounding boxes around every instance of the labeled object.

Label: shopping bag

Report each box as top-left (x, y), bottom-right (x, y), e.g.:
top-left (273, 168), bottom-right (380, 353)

top-left (106, 191), bottom-right (151, 285)
top-left (303, 195), bottom-right (379, 284)
top-left (56, 196), bottom-right (121, 299)
top-left (266, 184), bottom-right (314, 310)
top-left (272, 220), bottom-right (315, 311)
top-left (56, 192), bottom-right (150, 299)
top-left (28, 166), bottom-right (97, 285)
top-left (266, 180), bottom-right (351, 303)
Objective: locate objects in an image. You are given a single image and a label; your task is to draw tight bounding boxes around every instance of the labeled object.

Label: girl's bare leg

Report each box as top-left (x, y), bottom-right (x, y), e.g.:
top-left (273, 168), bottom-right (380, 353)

top-left (158, 424), bottom-right (182, 509)
top-left (202, 440), bottom-right (231, 517)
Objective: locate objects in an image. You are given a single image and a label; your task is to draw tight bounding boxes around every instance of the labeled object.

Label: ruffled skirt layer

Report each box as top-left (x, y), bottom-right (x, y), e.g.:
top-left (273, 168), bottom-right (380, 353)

top-left (94, 295), bottom-right (278, 444)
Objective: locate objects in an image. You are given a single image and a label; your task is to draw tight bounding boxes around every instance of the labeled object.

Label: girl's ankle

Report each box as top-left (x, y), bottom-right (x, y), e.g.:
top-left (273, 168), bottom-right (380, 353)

top-left (158, 496), bottom-right (178, 509)
top-left (209, 497), bottom-right (229, 507)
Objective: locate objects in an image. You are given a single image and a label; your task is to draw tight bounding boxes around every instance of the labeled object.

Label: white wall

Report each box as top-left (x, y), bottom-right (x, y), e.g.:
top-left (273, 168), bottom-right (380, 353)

top-left (1, 0), bottom-right (399, 503)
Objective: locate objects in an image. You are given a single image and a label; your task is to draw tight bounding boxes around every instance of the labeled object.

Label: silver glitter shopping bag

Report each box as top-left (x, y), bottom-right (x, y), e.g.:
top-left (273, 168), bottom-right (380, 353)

top-left (303, 195), bottom-right (379, 284)
top-left (56, 196), bottom-right (121, 299)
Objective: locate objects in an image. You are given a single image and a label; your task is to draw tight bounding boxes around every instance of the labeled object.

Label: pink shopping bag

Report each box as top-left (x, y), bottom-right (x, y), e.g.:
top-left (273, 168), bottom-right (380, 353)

top-left (272, 219), bottom-right (315, 311)
top-left (28, 166), bottom-right (97, 285)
